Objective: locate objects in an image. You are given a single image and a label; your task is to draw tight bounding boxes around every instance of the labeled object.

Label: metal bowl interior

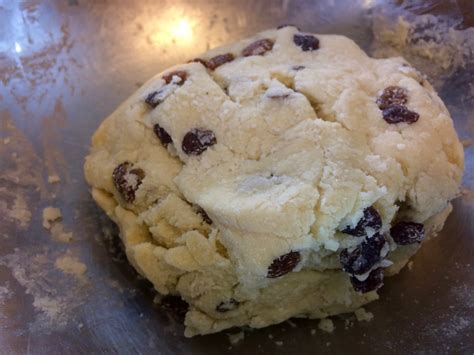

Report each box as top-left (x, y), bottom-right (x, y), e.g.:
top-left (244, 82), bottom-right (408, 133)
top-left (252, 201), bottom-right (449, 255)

top-left (0, 0), bottom-right (473, 353)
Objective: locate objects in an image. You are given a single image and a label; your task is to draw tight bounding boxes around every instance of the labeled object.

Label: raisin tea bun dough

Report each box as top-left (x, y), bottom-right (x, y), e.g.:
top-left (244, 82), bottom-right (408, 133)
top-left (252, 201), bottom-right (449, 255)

top-left (84, 26), bottom-right (464, 336)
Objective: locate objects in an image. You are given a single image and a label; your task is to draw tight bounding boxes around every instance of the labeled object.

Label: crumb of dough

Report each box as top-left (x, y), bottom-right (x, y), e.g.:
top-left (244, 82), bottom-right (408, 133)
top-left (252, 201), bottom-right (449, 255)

top-left (407, 261), bottom-right (414, 271)
top-left (55, 254), bottom-right (87, 278)
top-left (42, 207), bottom-right (62, 229)
top-left (318, 318), bottom-right (335, 333)
top-left (228, 331), bottom-right (245, 345)
top-left (50, 223), bottom-right (73, 243)
top-left (48, 175), bottom-right (61, 184)
top-left (354, 307), bottom-right (374, 322)
top-left (310, 329), bottom-right (316, 335)
top-left (326, 342), bottom-right (331, 347)
top-left (42, 207), bottom-right (72, 242)
top-left (345, 318), bottom-right (354, 329)
top-left (275, 341), bottom-right (284, 346)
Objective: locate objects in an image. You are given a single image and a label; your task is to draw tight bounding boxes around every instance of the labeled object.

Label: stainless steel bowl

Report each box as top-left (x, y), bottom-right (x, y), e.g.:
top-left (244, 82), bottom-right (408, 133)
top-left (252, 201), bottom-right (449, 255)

top-left (1, 0), bottom-right (473, 353)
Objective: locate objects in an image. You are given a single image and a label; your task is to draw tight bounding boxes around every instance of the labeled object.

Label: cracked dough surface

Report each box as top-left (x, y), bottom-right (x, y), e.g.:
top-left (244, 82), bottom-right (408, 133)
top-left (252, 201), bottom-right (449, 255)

top-left (84, 27), bottom-right (463, 336)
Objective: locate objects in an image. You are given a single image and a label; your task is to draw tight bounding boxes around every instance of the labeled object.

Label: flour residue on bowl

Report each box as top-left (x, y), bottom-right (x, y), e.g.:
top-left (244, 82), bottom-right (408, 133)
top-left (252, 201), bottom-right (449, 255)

top-left (370, 10), bottom-right (474, 91)
top-left (0, 247), bottom-right (89, 332)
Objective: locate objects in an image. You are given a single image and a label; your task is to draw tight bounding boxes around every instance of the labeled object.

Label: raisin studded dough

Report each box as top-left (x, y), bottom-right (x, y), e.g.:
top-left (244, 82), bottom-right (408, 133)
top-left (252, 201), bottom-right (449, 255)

top-left (84, 27), bottom-right (464, 336)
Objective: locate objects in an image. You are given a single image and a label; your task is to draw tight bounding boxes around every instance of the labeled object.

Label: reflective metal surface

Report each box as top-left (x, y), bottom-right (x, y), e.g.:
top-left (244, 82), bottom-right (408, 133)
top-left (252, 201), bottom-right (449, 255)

top-left (1, 0), bottom-right (473, 353)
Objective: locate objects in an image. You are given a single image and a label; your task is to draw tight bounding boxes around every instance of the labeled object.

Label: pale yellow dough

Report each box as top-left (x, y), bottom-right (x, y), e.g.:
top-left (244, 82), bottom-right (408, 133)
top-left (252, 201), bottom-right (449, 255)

top-left (84, 27), bottom-right (463, 336)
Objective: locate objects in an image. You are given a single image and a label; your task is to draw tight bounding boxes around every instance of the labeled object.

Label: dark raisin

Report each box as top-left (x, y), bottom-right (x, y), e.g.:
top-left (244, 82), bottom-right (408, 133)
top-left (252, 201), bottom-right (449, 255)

top-left (216, 298), bottom-right (239, 312)
top-left (267, 251), bottom-right (301, 278)
top-left (112, 162), bottom-right (145, 203)
top-left (197, 207), bottom-right (212, 224)
top-left (340, 234), bottom-right (386, 275)
top-left (293, 34), bottom-right (319, 51)
top-left (342, 207), bottom-right (382, 237)
top-left (390, 221), bottom-right (425, 245)
top-left (206, 53), bottom-right (235, 70)
top-left (189, 58), bottom-right (208, 66)
top-left (382, 104), bottom-right (420, 124)
top-left (350, 268), bottom-right (384, 293)
top-left (376, 86), bottom-right (408, 110)
top-left (153, 124), bottom-right (172, 147)
top-left (160, 295), bottom-right (189, 323)
top-left (162, 70), bottom-right (188, 85)
top-left (242, 39), bottom-right (274, 57)
top-left (145, 90), bottom-right (165, 109)
top-left (277, 24), bottom-right (301, 31)
top-left (182, 128), bottom-right (217, 155)
top-left (267, 90), bottom-right (291, 99)
top-left (292, 65), bottom-right (305, 71)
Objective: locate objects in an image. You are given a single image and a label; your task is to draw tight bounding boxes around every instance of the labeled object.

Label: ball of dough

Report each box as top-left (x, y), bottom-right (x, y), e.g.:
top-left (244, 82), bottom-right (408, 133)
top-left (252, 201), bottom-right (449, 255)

top-left (84, 26), bottom-right (463, 337)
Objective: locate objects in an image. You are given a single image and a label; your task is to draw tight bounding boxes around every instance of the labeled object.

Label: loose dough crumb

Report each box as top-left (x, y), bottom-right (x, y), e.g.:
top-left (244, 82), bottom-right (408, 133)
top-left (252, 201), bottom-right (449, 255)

top-left (345, 318), bottom-right (354, 329)
top-left (228, 331), bottom-right (245, 345)
top-left (354, 307), bottom-right (374, 322)
top-left (55, 254), bottom-right (87, 278)
top-left (42, 207), bottom-right (73, 242)
top-left (50, 223), bottom-right (73, 243)
top-left (275, 340), bottom-right (284, 346)
top-left (318, 318), bottom-right (335, 333)
top-left (407, 261), bottom-right (414, 270)
top-left (42, 207), bottom-right (62, 229)
top-left (48, 174), bottom-right (61, 184)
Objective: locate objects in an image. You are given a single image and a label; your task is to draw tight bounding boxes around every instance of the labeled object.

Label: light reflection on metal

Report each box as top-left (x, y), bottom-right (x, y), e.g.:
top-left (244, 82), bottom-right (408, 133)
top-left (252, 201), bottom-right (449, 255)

top-left (14, 42), bottom-right (22, 53)
top-left (170, 18), bottom-right (193, 42)
top-left (150, 11), bottom-right (195, 46)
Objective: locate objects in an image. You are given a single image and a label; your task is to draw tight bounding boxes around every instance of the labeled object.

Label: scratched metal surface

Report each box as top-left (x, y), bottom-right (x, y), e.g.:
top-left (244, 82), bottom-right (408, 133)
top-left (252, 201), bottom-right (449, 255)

top-left (0, 0), bottom-right (473, 353)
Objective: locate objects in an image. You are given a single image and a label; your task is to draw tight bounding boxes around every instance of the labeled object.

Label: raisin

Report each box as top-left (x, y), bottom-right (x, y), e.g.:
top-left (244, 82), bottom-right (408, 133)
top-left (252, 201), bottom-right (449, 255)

top-left (162, 70), bottom-right (187, 85)
top-left (145, 72), bottom-right (187, 109)
top-left (182, 128), bottom-right (217, 155)
top-left (267, 251), bottom-right (301, 278)
top-left (293, 34), bottom-right (319, 51)
top-left (340, 234), bottom-right (386, 275)
top-left (153, 124), bottom-right (172, 147)
top-left (277, 24), bottom-right (301, 31)
top-left (160, 295), bottom-right (189, 323)
top-left (292, 65), bottom-right (305, 71)
top-left (216, 298), bottom-right (239, 312)
top-left (342, 207), bottom-right (382, 237)
top-left (266, 89), bottom-right (291, 99)
top-left (390, 221), bottom-right (425, 245)
top-left (242, 39), bottom-right (274, 57)
top-left (145, 90), bottom-right (165, 109)
top-left (206, 53), bottom-right (235, 70)
top-left (197, 207), bottom-right (212, 224)
top-left (376, 86), bottom-right (408, 110)
top-left (382, 104), bottom-right (420, 124)
top-left (189, 58), bottom-right (208, 66)
top-left (350, 268), bottom-right (384, 293)
top-left (112, 162), bottom-right (145, 203)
